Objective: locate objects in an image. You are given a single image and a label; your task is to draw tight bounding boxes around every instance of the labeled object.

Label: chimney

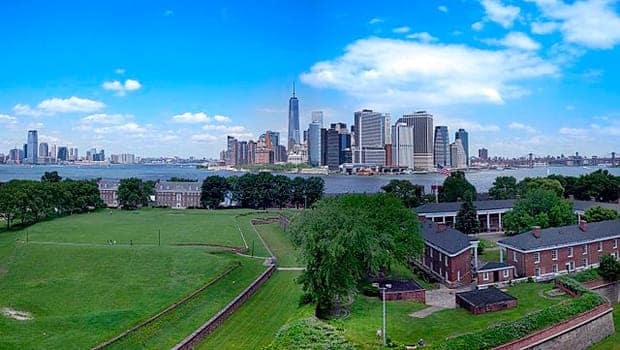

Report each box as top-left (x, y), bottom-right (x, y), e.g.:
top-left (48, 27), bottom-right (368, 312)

top-left (579, 220), bottom-right (587, 232)
top-left (532, 226), bottom-right (541, 238)
top-left (437, 223), bottom-right (447, 232)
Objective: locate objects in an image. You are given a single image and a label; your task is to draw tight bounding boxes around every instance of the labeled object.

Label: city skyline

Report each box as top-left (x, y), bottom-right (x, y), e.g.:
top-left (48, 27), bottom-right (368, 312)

top-left (1, 1), bottom-right (619, 158)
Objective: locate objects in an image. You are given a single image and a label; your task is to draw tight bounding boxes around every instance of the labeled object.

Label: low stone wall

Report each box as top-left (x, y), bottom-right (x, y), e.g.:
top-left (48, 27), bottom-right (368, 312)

top-left (383, 290), bottom-right (426, 303)
top-left (585, 280), bottom-right (620, 304)
top-left (494, 303), bottom-right (614, 350)
top-left (172, 264), bottom-right (277, 350)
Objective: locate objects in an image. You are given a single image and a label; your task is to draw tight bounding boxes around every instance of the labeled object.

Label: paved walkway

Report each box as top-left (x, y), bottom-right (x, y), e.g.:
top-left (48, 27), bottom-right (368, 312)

top-left (409, 285), bottom-right (473, 318)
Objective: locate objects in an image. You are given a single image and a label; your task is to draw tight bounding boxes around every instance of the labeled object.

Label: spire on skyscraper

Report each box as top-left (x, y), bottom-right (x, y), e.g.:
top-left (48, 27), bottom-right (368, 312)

top-left (292, 81), bottom-right (296, 97)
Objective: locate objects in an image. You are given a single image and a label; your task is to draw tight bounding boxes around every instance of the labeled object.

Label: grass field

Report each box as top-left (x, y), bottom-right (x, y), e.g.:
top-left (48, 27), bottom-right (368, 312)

top-left (0, 208), bottom-right (271, 349)
top-left (332, 282), bottom-right (567, 348)
top-left (254, 223), bottom-right (301, 267)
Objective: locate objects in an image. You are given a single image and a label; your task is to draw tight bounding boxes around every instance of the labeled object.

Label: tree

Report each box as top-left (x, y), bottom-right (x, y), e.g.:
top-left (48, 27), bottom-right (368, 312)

top-left (455, 192), bottom-right (480, 234)
top-left (290, 194), bottom-right (424, 318)
top-left (272, 175), bottom-right (292, 209)
top-left (381, 179), bottom-right (424, 208)
top-left (41, 171), bottom-right (62, 183)
top-left (438, 171), bottom-right (476, 202)
top-left (118, 178), bottom-right (149, 210)
top-left (574, 169), bottom-right (620, 202)
top-left (488, 176), bottom-right (517, 200)
top-left (518, 177), bottom-right (564, 197)
top-left (304, 177), bottom-right (325, 208)
top-left (503, 190), bottom-right (575, 235)
top-left (583, 206), bottom-right (619, 222)
top-left (598, 254), bottom-right (620, 282)
top-left (290, 177), bottom-right (306, 208)
top-left (200, 175), bottom-right (229, 209)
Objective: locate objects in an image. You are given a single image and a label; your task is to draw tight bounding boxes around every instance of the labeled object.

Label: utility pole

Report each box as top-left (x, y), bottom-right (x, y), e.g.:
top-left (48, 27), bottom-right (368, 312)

top-left (372, 283), bottom-right (392, 346)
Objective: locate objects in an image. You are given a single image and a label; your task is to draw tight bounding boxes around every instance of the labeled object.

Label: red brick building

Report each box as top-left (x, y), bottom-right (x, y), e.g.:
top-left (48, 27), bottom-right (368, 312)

top-left (456, 288), bottom-right (517, 315)
top-left (498, 220), bottom-right (620, 280)
top-left (98, 179), bottom-right (119, 207)
top-left (155, 181), bottom-right (202, 209)
top-left (417, 220), bottom-right (478, 288)
top-left (476, 262), bottom-right (515, 287)
top-left (376, 280), bottom-right (425, 303)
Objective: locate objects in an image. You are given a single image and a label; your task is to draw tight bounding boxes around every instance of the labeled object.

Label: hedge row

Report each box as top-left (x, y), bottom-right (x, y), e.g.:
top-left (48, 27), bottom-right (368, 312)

top-left (432, 281), bottom-right (605, 350)
top-left (556, 275), bottom-right (591, 295)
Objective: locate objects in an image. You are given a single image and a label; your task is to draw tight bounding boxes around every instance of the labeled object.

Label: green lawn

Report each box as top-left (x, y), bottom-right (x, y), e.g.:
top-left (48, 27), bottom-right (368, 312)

top-left (590, 303), bottom-right (619, 350)
top-left (480, 248), bottom-right (501, 263)
top-left (254, 223), bottom-right (301, 267)
top-left (199, 271), bottom-right (306, 349)
top-left (233, 213), bottom-right (271, 257)
top-left (332, 282), bottom-right (567, 349)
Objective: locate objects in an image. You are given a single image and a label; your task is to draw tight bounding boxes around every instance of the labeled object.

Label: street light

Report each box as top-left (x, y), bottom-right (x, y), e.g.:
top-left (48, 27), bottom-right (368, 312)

top-left (372, 282), bottom-right (392, 346)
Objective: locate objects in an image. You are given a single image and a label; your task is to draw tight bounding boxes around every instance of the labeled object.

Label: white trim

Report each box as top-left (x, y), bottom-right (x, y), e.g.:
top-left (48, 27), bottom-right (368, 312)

top-left (534, 252), bottom-right (540, 264)
top-left (483, 272), bottom-right (489, 281)
top-left (502, 269), bottom-right (509, 278)
top-left (425, 241), bottom-right (473, 257)
top-left (477, 265), bottom-right (516, 273)
top-left (497, 234), bottom-right (620, 253)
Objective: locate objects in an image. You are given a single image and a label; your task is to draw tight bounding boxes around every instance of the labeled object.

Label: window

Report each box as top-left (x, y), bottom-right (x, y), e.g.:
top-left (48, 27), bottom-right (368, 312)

top-left (430, 248), bottom-right (433, 258)
top-left (552, 249), bottom-right (558, 261)
top-left (503, 269), bottom-right (509, 278)
top-left (598, 241), bottom-right (603, 252)
top-left (552, 264), bottom-right (558, 273)
top-left (444, 255), bottom-right (448, 267)
top-left (534, 252), bottom-right (540, 264)
top-left (513, 251), bottom-right (518, 262)
top-left (535, 267), bottom-right (540, 277)
top-left (457, 270), bottom-right (461, 281)
top-left (583, 244), bottom-right (588, 255)
top-left (582, 258), bottom-right (588, 267)
top-left (483, 272), bottom-right (489, 281)
top-left (614, 239), bottom-right (618, 249)
top-left (568, 247), bottom-right (573, 257)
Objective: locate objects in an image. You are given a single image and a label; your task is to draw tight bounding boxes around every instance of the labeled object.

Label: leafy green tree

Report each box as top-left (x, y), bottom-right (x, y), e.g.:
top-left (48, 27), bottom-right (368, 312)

top-left (200, 175), bottom-right (229, 209)
top-left (41, 171), bottom-right (62, 182)
top-left (574, 169), bottom-right (620, 202)
top-left (118, 178), bottom-right (149, 210)
top-left (488, 176), bottom-right (517, 200)
top-left (583, 206), bottom-right (619, 222)
top-left (455, 192), bottom-right (480, 234)
top-left (381, 179), bottom-right (424, 207)
top-left (290, 194), bottom-right (423, 318)
top-left (598, 254), bottom-right (620, 282)
top-left (518, 177), bottom-right (564, 197)
top-left (438, 171), bottom-right (476, 202)
top-left (546, 174), bottom-right (579, 198)
top-left (290, 177), bottom-right (306, 208)
top-left (503, 190), bottom-right (575, 235)
top-left (304, 177), bottom-right (325, 208)
top-left (272, 175), bottom-right (292, 209)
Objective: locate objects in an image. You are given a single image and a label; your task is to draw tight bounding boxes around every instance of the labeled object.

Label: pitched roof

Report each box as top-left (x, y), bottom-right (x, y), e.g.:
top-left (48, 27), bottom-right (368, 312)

top-left (478, 262), bottom-right (513, 271)
top-left (421, 220), bottom-right (473, 256)
top-left (156, 181), bottom-right (201, 193)
top-left (573, 200), bottom-right (620, 213)
top-left (376, 279), bottom-right (424, 292)
top-left (457, 288), bottom-right (516, 307)
top-left (498, 219), bottom-right (620, 252)
top-left (415, 199), bottom-right (516, 214)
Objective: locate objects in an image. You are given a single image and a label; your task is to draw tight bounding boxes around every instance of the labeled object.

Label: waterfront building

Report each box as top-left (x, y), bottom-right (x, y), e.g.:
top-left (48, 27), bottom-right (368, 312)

top-left (247, 140), bottom-right (257, 164)
top-left (450, 139), bottom-right (467, 169)
top-left (287, 83), bottom-right (300, 150)
top-left (236, 141), bottom-right (248, 165)
top-left (398, 111), bottom-right (433, 171)
top-left (27, 130), bottom-right (38, 164)
top-left (110, 153), bottom-right (136, 164)
top-left (50, 144), bottom-right (57, 162)
top-left (9, 148), bottom-right (24, 163)
top-left (288, 143), bottom-right (308, 165)
top-left (274, 144), bottom-right (287, 163)
top-left (57, 147), bottom-right (68, 162)
top-left (478, 148), bottom-right (488, 160)
top-left (354, 109), bottom-right (390, 165)
top-left (455, 128), bottom-right (469, 167)
top-left (98, 179), bottom-right (120, 207)
top-left (391, 122), bottom-right (415, 169)
top-left (255, 148), bottom-right (274, 165)
top-left (226, 136), bottom-right (238, 166)
top-left (155, 181), bottom-right (201, 209)
top-left (308, 121), bottom-right (322, 166)
top-left (38, 142), bottom-right (49, 158)
top-left (433, 126), bottom-right (450, 167)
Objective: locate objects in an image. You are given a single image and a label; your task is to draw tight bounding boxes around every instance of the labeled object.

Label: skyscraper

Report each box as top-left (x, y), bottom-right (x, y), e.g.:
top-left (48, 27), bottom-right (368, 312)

top-left (455, 128), bottom-right (469, 167)
top-left (354, 109), bottom-right (390, 165)
top-left (287, 83), bottom-right (300, 150)
top-left (478, 148), bottom-right (488, 160)
top-left (433, 126), bottom-right (450, 167)
top-left (450, 139), bottom-right (467, 169)
top-left (308, 121), bottom-right (322, 166)
top-left (391, 122), bottom-right (415, 169)
top-left (398, 111), bottom-right (433, 171)
top-left (57, 146), bottom-right (68, 161)
top-left (27, 130), bottom-right (38, 164)
top-left (311, 111), bottom-right (324, 128)
top-left (39, 142), bottom-right (49, 159)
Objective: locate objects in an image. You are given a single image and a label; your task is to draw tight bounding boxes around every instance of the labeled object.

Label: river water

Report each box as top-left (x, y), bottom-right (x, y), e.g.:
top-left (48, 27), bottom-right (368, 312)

top-left (0, 164), bottom-right (618, 194)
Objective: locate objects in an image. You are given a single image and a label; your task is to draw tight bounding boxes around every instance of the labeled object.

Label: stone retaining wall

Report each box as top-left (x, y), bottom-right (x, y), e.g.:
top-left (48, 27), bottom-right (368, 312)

top-left (172, 264), bottom-right (277, 350)
top-left (586, 280), bottom-right (620, 304)
top-left (494, 303), bottom-right (614, 350)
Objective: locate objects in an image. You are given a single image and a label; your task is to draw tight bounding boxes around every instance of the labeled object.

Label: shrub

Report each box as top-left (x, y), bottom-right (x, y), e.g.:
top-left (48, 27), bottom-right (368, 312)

top-left (265, 317), bottom-right (355, 350)
top-left (599, 254), bottom-right (620, 282)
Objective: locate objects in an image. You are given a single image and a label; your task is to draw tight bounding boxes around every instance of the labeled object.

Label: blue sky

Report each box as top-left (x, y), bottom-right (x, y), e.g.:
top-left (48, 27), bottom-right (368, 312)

top-left (0, 0), bottom-right (619, 158)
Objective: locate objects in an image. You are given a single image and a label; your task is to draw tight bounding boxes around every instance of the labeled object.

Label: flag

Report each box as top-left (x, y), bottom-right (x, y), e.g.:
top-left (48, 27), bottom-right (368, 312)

top-left (437, 164), bottom-right (450, 176)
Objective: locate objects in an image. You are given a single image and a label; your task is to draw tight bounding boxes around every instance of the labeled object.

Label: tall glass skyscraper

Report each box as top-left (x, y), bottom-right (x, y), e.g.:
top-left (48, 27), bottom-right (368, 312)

top-left (398, 111), bottom-right (433, 171)
top-left (27, 130), bottom-right (38, 164)
top-left (455, 128), bottom-right (469, 167)
top-left (433, 126), bottom-right (449, 167)
top-left (287, 83), bottom-right (300, 151)
top-left (308, 121), bottom-right (321, 166)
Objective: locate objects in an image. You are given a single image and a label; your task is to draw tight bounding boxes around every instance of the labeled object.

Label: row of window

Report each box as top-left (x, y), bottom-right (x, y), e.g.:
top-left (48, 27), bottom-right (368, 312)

top-left (532, 239), bottom-right (619, 264)
top-left (534, 252), bottom-right (619, 276)
top-left (482, 269), bottom-right (510, 281)
top-left (428, 247), bottom-right (449, 267)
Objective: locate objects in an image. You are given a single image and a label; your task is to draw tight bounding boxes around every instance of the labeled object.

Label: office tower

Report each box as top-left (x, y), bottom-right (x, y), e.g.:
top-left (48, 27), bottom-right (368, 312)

top-left (308, 121), bottom-right (322, 166)
top-left (57, 146), bottom-right (68, 161)
top-left (450, 139), bottom-right (467, 169)
top-left (267, 131), bottom-right (280, 148)
top-left (287, 83), bottom-right (300, 150)
top-left (354, 109), bottom-right (390, 165)
top-left (311, 111), bottom-right (324, 128)
top-left (433, 126), bottom-right (450, 167)
top-left (398, 111), bottom-right (433, 171)
top-left (237, 141), bottom-right (248, 165)
top-left (391, 122), bottom-right (415, 169)
top-left (226, 136), bottom-right (238, 166)
top-left (478, 148), bottom-right (488, 160)
top-left (27, 130), bottom-right (38, 164)
top-left (38, 142), bottom-right (49, 159)
top-left (247, 141), bottom-right (257, 164)
top-left (455, 128), bottom-right (469, 166)
top-left (330, 122), bottom-right (347, 133)
top-left (50, 144), bottom-right (57, 162)
top-left (274, 144), bottom-right (287, 163)
top-left (325, 128), bottom-right (341, 171)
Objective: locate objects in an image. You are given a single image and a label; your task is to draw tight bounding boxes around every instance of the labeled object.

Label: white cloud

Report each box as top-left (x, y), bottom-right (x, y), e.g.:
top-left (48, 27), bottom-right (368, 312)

top-left (392, 26), bottom-right (410, 33)
top-left (479, 0), bottom-right (521, 28)
top-left (171, 112), bottom-right (210, 123)
top-left (471, 21), bottom-right (484, 31)
top-left (94, 122), bottom-right (148, 135)
top-left (13, 96), bottom-right (105, 116)
top-left (0, 114), bottom-right (17, 124)
top-left (102, 79), bottom-right (142, 96)
top-left (115, 68), bottom-right (125, 75)
top-left (201, 124), bottom-right (253, 139)
top-left (436, 116), bottom-right (501, 132)
top-left (438, 5), bottom-right (448, 13)
top-left (369, 18), bottom-right (383, 24)
top-left (530, 21), bottom-right (560, 34)
top-left (300, 37), bottom-right (558, 107)
top-left (213, 115), bottom-right (232, 123)
top-left (559, 127), bottom-right (587, 137)
top-left (485, 32), bottom-right (541, 51)
top-left (531, 0), bottom-right (620, 49)
top-left (509, 121), bottom-right (537, 133)
top-left (81, 113), bottom-right (131, 125)
top-left (406, 32), bottom-right (438, 43)
top-left (191, 134), bottom-right (218, 142)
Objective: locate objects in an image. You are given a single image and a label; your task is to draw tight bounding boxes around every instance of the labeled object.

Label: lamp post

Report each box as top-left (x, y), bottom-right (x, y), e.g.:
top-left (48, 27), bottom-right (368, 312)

top-left (372, 282), bottom-right (392, 346)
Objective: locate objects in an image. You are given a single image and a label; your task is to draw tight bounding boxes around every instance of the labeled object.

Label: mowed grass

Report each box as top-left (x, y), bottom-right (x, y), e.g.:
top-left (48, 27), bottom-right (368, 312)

top-left (333, 282), bottom-right (567, 349)
top-left (254, 223), bottom-right (301, 267)
top-left (590, 303), bottom-right (619, 350)
top-left (17, 208), bottom-right (249, 247)
top-left (199, 271), bottom-right (306, 349)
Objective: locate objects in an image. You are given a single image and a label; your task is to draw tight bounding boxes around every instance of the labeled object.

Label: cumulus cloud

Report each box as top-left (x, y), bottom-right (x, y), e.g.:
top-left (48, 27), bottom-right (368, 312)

top-left (509, 122), bottom-right (537, 133)
top-left (202, 124), bottom-right (253, 139)
top-left (406, 32), bottom-right (438, 43)
top-left (369, 18), bottom-right (383, 24)
top-left (392, 26), bottom-right (410, 33)
top-left (300, 37), bottom-right (558, 107)
top-left (0, 114), bottom-right (17, 124)
top-left (213, 115), bottom-right (232, 123)
top-left (485, 32), bottom-right (541, 51)
top-left (530, 0), bottom-right (620, 49)
top-left (94, 122), bottom-right (148, 135)
top-left (81, 113), bottom-right (131, 125)
top-left (530, 21), bottom-right (560, 34)
top-left (472, 21), bottom-right (484, 31)
top-left (115, 68), bottom-right (125, 75)
top-left (171, 112), bottom-right (210, 123)
top-left (102, 79), bottom-right (142, 96)
top-left (479, 0), bottom-right (520, 28)
top-left (559, 127), bottom-right (587, 137)
top-left (13, 96), bottom-right (105, 116)
top-left (436, 116), bottom-right (500, 133)
top-left (191, 134), bottom-right (218, 142)
top-left (438, 5), bottom-right (448, 13)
